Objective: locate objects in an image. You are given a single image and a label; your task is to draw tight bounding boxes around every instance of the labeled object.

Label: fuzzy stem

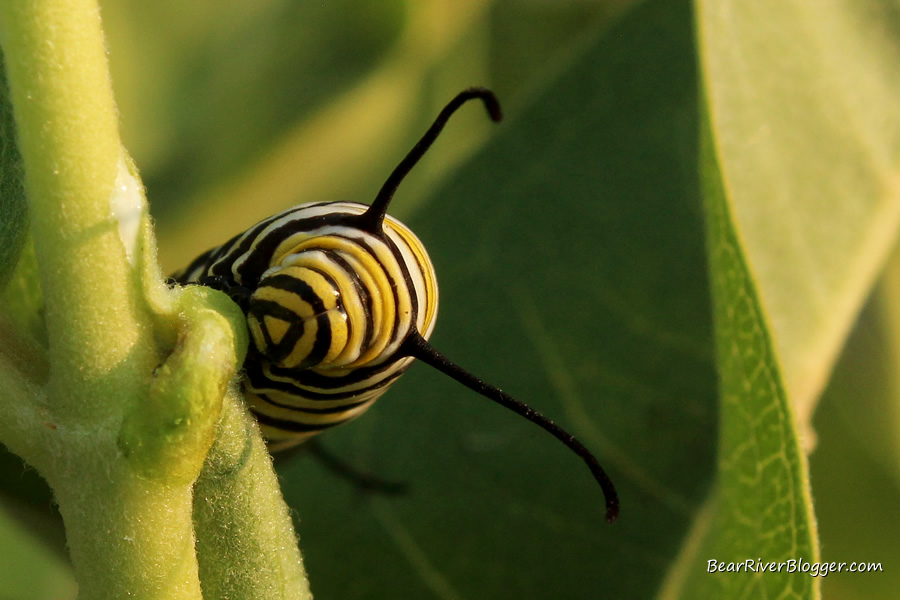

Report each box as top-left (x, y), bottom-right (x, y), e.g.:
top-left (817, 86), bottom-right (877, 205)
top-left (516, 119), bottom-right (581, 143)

top-left (51, 458), bottom-right (203, 600)
top-left (0, 2), bottom-right (205, 598)
top-left (0, 0), bottom-right (154, 415)
top-left (0, 3), bottom-right (310, 599)
top-left (194, 392), bottom-right (312, 600)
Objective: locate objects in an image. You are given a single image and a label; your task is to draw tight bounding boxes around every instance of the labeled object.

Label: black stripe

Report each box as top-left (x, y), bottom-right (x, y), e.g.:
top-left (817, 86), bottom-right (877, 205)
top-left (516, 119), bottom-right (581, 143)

top-left (254, 392), bottom-right (373, 414)
top-left (234, 210), bottom-right (365, 286)
top-left (247, 298), bottom-right (306, 365)
top-left (318, 250), bottom-right (372, 352)
top-left (248, 275), bottom-right (333, 368)
top-left (383, 230), bottom-right (420, 327)
top-left (293, 261), bottom-right (358, 358)
top-left (201, 205), bottom-right (333, 286)
top-left (349, 234), bottom-right (404, 346)
top-left (307, 312), bottom-right (334, 369)
top-left (260, 274), bottom-right (333, 368)
top-left (176, 203), bottom-right (370, 287)
top-left (172, 246), bottom-right (220, 284)
top-left (266, 359), bottom-right (406, 389)
top-left (251, 409), bottom-right (347, 433)
top-left (205, 221), bottom-right (272, 282)
top-left (244, 359), bottom-right (407, 398)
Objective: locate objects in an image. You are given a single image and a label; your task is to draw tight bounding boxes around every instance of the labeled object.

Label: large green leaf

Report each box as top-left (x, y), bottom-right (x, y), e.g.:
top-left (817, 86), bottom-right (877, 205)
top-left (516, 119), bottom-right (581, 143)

top-left (0, 38), bottom-right (44, 346)
top-left (279, 1), bottom-right (718, 598)
top-left (0, 47), bottom-right (27, 288)
top-left (696, 0), bottom-right (900, 425)
top-left (674, 117), bottom-right (819, 599)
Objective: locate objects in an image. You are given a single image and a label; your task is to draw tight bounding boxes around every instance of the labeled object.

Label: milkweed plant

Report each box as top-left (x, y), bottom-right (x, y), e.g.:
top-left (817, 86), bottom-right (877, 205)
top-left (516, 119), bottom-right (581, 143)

top-left (1, 1), bottom-right (899, 600)
top-left (0, 1), bottom-right (309, 599)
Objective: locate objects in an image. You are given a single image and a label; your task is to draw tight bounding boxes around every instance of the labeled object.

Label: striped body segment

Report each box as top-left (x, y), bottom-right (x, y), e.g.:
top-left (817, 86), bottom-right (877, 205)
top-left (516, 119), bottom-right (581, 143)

top-left (174, 201), bottom-right (438, 448)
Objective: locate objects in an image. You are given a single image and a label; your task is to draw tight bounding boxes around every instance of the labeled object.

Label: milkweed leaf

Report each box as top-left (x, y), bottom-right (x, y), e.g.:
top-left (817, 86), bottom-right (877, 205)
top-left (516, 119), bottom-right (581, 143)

top-left (673, 115), bottom-right (820, 600)
top-left (281, 1), bottom-right (718, 598)
top-left (0, 48), bottom-right (28, 289)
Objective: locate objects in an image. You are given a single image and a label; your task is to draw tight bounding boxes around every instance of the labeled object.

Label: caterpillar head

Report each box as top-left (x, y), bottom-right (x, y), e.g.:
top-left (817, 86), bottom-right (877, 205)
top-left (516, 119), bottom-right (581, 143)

top-left (245, 207), bottom-right (438, 373)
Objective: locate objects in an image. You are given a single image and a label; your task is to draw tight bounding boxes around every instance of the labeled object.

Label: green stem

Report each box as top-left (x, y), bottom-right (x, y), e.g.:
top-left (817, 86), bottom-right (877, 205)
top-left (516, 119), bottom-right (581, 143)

top-left (0, 3), bottom-right (309, 599)
top-left (194, 392), bottom-right (312, 600)
top-left (51, 463), bottom-right (203, 600)
top-left (0, 2), bottom-right (209, 598)
top-left (0, 0), bottom-right (154, 410)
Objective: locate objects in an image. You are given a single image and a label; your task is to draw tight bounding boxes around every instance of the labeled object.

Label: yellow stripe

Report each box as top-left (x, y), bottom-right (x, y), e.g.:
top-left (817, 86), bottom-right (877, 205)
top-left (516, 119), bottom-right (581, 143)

top-left (385, 216), bottom-right (439, 338)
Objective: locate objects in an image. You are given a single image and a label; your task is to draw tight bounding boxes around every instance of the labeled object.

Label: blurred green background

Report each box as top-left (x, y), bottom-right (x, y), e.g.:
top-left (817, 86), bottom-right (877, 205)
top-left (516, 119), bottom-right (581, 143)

top-left (1, 0), bottom-right (898, 598)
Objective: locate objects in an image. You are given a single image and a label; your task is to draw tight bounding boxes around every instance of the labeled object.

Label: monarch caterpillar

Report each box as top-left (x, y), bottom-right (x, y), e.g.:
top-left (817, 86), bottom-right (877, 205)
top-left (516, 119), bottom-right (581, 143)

top-left (174, 88), bottom-right (619, 522)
